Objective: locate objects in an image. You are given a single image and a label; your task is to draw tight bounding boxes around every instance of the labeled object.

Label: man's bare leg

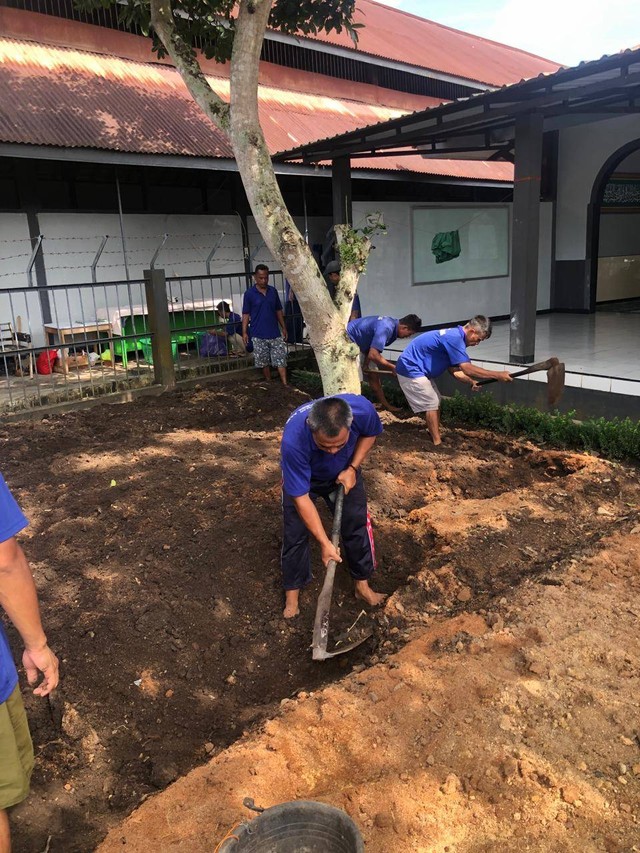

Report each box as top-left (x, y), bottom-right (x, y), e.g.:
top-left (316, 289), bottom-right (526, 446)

top-left (283, 589), bottom-right (300, 618)
top-left (369, 375), bottom-right (401, 414)
top-left (262, 366), bottom-right (271, 381)
top-left (424, 409), bottom-right (441, 445)
top-left (277, 366), bottom-right (288, 386)
top-left (0, 809), bottom-right (11, 853)
top-left (354, 579), bottom-right (386, 607)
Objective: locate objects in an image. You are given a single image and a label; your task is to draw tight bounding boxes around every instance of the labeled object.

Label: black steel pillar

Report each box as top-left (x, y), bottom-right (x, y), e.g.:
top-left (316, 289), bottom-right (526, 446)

top-left (15, 160), bottom-right (51, 323)
top-left (231, 175), bottom-right (253, 282)
top-left (332, 156), bottom-right (352, 227)
top-left (509, 112), bottom-right (544, 364)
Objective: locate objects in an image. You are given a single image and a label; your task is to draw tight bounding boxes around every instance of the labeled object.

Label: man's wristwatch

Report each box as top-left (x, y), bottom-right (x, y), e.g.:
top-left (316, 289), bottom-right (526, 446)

top-left (348, 464), bottom-right (358, 474)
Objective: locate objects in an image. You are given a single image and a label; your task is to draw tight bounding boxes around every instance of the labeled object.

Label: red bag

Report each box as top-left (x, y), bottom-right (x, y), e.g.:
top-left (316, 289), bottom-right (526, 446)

top-left (36, 350), bottom-right (58, 375)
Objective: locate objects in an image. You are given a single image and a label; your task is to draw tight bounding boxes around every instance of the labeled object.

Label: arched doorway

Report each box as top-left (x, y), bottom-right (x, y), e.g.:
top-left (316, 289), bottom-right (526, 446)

top-left (587, 138), bottom-right (640, 311)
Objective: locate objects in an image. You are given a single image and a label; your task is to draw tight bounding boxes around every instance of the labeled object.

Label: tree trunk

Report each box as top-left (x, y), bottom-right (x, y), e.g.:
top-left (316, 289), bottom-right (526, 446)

top-left (150, 0), bottom-right (365, 395)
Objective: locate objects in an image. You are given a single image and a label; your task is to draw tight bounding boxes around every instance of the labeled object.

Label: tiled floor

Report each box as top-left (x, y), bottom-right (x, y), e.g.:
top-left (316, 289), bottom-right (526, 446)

top-left (387, 312), bottom-right (640, 397)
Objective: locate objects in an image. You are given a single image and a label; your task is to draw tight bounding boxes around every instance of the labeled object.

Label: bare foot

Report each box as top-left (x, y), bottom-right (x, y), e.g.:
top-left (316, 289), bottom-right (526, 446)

top-left (283, 590), bottom-right (300, 618)
top-left (354, 581), bottom-right (387, 607)
top-left (385, 404), bottom-right (403, 415)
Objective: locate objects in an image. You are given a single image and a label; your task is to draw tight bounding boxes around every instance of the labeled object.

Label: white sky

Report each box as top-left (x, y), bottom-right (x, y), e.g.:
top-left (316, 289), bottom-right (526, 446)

top-left (375, 0), bottom-right (640, 66)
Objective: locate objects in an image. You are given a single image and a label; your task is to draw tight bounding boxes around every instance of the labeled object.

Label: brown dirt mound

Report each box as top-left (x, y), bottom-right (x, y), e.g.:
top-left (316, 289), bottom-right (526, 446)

top-left (2, 378), bottom-right (638, 851)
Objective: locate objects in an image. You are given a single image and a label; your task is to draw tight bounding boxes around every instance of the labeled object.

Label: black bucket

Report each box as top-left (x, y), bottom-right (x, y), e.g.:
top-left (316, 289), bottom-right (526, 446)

top-left (218, 800), bottom-right (365, 852)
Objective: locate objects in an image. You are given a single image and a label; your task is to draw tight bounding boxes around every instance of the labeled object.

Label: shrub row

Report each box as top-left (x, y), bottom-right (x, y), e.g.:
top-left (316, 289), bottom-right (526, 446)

top-left (290, 369), bottom-right (640, 462)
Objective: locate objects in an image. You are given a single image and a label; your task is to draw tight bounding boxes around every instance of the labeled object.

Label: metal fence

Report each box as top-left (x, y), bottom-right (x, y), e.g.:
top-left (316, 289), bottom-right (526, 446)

top-left (0, 269), bottom-right (308, 416)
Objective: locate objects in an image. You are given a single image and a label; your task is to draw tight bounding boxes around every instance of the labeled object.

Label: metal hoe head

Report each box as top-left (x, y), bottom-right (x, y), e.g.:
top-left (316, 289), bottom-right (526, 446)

top-left (547, 360), bottom-right (565, 406)
top-left (312, 486), bottom-right (374, 661)
top-left (312, 617), bottom-right (374, 661)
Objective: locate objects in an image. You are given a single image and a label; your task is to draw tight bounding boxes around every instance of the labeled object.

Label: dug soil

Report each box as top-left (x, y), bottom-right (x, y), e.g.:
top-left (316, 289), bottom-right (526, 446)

top-left (2, 378), bottom-right (639, 852)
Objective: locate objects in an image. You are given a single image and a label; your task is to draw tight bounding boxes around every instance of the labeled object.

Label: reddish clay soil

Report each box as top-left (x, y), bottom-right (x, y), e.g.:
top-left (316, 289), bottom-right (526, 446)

top-left (2, 378), bottom-right (639, 852)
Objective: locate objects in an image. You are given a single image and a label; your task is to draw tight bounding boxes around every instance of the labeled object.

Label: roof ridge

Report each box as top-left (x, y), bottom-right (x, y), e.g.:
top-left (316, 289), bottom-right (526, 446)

top-left (0, 32), bottom-right (171, 69)
top-left (0, 33), bottom-right (433, 113)
top-left (359, 0), bottom-right (561, 68)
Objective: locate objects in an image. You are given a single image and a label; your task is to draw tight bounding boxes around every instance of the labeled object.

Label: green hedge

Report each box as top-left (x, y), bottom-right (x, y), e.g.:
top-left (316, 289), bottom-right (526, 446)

top-left (290, 369), bottom-right (640, 462)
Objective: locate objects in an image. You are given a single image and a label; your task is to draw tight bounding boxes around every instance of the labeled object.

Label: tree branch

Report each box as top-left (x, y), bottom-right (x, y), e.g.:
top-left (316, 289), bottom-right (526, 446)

top-left (149, 0), bottom-right (231, 131)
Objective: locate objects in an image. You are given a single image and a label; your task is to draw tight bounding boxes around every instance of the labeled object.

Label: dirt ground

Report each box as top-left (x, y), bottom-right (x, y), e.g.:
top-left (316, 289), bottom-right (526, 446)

top-left (2, 378), bottom-right (639, 852)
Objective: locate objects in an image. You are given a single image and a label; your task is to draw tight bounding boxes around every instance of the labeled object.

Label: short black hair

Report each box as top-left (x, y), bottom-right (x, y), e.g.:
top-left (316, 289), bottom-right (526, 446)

top-left (307, 397), bottom-right (353, 437)
top-left (217, 301), bottom-right (231, 313)
top-left (254, 263), bottom-right (269, 274)
top-left (399, 314), bottom-right (422, 333)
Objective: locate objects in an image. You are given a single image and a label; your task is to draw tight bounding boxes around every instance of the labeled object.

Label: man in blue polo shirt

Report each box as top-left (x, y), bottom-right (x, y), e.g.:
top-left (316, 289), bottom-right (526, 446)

top-left (280, 394), bottom-right (386, 618)
top-left (347, 313), bottom-right (422, 412)
top-left (216, 301), bottom-right (249, 355)
top-left (0, 472), bottom-right (58, 852)
top-left (396, 315), bottom-right (512, 446)
top-left (242, 264), bottom-right (288, 385)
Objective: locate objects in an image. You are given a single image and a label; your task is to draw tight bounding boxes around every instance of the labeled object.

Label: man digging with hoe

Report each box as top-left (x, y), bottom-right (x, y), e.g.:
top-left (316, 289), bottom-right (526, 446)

top-left (280, 396), bottom-right (386, 619)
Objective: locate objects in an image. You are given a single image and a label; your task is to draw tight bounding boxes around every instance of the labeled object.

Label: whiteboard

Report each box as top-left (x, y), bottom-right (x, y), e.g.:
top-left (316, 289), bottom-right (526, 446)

top-left (411, 205), bottom-right (510, 285)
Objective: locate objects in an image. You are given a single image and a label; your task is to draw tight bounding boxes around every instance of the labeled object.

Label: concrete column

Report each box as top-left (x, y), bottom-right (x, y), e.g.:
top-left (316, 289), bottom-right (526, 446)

top-left (510, 113), bottom-right (544, 364)
top-left (144, 267), bottom-right (176, 390)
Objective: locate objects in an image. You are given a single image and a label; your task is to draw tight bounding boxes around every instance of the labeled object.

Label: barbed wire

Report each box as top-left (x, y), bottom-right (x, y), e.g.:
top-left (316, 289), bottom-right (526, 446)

top-left (0, 253), bottom-right (31, 262)
top-left (0, 258), bottom-right (255, 278)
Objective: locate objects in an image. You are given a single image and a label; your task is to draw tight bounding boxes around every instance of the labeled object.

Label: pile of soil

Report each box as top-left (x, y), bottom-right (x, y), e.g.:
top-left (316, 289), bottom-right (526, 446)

top-left (1, 378), bottom-right (638, 851)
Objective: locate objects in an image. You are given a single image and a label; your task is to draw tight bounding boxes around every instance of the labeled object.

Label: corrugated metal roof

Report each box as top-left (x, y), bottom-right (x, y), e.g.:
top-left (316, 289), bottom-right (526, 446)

top-left (354, 156), bottom-right (513, 181)
top-left (0, 38), bottom-right (513, 182)
top-left (302, 0), bottom-right (562, 86)
top-left (275, 46), bottom-right (640, 165)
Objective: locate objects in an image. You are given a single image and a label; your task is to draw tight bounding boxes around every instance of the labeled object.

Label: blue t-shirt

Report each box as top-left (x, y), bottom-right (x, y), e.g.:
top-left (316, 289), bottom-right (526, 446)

top-left (347, 316), bottom-right (399, 355)
top-left (0, 473), bottom-right (28, 704)
top-left (281, 393), bottom-right (383, 497)
top-left (396, 326), bottom-right (469, 379)
top-left (225, 311), bottom-right (242, 336)
top-left (242, 285), bottom-right (283, 339)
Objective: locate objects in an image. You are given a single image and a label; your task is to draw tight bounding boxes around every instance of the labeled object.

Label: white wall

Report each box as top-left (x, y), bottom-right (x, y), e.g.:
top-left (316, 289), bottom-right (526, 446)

top-left (597, 256), bottom-right (640, 301)
top-left (37, 213), bottom-right (246, 284)
top-left (353, 201), bottom-right (552, 325)
top-left (599, 212), bottom-right (640, 257)
top-left (0, 212), bottom-right (333, 347)
top-left (0, 214), bottom-right (45, 346)
top-left (247, 216), bottom-right (332, 271)
top-left (556, 115), bottom-right (640, 260)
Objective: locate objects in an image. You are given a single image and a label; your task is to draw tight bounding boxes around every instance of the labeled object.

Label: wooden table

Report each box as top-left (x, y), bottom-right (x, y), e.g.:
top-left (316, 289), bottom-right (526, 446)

top-left (43, 321), bottom-right (113, 350)
top-left (44, 322), bottom-right (114, 371)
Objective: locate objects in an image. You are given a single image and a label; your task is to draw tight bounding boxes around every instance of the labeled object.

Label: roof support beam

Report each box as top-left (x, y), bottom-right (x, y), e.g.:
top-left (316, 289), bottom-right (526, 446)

top-left (332, 156), bottom-right (352, 228)
top-left (282, 67), bottom-right (640, 163)
top-left (510, 112), bottom-right (544, 364)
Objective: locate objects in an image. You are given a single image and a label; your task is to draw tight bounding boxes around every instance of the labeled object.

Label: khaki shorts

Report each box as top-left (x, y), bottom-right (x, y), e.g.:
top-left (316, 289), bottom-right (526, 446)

top-left (397, 373), bottom-right (441, 413)
top-left (358, 353), bottom-right (379, 382)
top-left (0, 685), bottom-right (34, 810)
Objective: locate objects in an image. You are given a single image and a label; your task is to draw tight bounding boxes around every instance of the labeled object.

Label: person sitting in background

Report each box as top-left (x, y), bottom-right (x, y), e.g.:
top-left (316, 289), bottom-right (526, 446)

top-left (216, 301), bottom-right (248, 355)
top-left (347, 314), bottom-right (422, 413)
top-left (324, 261), bottom-right (361, 321)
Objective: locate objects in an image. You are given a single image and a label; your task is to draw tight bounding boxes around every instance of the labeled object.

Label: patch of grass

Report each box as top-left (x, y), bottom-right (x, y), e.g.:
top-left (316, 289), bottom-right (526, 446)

top-left (291, 369), bottom-right (640, 462)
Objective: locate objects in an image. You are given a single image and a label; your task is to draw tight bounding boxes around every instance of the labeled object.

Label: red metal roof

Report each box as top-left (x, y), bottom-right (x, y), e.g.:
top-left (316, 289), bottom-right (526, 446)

top-left (306, 0), bottom-right (562, 86)
top-left (0, 38), bottom-right (513, 182)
